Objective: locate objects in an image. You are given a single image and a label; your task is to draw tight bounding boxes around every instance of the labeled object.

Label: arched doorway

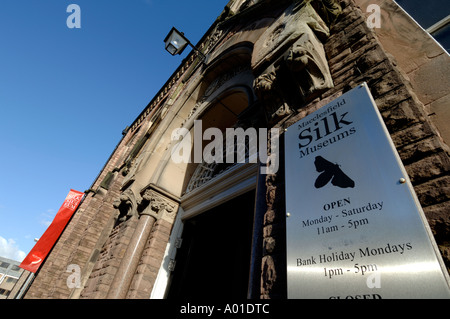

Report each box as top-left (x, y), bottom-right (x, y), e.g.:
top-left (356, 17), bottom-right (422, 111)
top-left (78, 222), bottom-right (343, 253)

top-left (167, 189), bottom-right (256, 299)
top-left (166, 87), bottom-right (258, 299)
top-left (150, 75), bottom-right (263, 298)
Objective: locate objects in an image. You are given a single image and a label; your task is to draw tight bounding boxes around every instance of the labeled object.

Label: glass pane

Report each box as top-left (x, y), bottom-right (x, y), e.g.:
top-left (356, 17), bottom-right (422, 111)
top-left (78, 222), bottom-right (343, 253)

top-left (0, 262), bottom-right (10, 269)
top-left (396, 0), bottom-right (450, 29)
top-left (432, 24), bottom-right (450, 52)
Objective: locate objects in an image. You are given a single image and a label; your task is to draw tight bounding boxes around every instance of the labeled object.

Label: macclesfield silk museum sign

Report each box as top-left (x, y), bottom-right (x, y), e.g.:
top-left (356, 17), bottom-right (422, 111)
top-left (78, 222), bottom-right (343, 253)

top-left (284, 83), bottom-right (450, 299)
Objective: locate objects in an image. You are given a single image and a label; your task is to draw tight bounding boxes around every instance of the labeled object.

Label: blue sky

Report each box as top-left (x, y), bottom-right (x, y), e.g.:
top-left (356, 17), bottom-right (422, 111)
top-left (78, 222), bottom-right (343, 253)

top-left (0, 0), bottom-right (229, 261)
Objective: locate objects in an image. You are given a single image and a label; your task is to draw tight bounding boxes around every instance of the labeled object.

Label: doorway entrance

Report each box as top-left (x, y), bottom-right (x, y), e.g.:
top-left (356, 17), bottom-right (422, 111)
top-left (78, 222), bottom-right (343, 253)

top-left (167, 190), bottom-right (256, 299)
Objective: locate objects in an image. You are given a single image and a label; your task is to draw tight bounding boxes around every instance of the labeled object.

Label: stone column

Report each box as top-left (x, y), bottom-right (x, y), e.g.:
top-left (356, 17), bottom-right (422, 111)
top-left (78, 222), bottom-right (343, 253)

top-left (106, 214), bottom-right (156, 299)
top-left (106, 185), bottom-right (178, 299)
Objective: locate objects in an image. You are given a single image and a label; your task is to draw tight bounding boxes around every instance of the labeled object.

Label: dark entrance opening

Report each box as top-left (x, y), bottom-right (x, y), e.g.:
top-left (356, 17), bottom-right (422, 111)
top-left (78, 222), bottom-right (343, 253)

top-left (167, 190), bottom-right (256, 300)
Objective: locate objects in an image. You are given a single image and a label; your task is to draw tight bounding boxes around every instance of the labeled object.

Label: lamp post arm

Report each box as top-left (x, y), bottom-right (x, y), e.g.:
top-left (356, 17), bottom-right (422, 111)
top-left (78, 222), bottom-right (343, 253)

top-left (188, 42), bottom-right (206, 61)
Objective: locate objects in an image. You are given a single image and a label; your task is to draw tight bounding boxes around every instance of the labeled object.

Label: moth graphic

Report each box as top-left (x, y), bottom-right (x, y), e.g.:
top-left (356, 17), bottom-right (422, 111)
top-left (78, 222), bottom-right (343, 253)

top-left (314, 156), bottom-right (355, 189)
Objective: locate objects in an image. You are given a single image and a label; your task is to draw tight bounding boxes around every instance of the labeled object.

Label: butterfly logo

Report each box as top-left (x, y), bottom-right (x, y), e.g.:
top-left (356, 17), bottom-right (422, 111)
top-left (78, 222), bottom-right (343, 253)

top-left (313, 156), bottom-right (355, 189)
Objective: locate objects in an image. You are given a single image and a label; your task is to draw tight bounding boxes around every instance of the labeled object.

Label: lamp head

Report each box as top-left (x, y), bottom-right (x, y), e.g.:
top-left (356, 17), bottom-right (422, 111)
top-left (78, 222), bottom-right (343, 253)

top-left (164, 27), bottom-right (190, 56)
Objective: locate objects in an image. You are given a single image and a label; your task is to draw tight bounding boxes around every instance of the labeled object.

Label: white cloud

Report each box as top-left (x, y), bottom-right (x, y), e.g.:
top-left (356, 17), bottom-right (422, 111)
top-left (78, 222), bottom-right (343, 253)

top-left (0, 236), bottom-right (26, 262)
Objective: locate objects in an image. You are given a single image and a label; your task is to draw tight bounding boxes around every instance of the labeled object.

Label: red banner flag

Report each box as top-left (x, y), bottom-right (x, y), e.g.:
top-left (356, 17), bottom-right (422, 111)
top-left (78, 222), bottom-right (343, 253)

top-left (20, 189), bottom-right (84, 273)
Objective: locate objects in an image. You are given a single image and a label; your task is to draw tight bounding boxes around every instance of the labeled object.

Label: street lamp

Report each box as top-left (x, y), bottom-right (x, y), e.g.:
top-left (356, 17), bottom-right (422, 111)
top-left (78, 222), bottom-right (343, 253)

top-left (164, 27), bottom-right (206, 60)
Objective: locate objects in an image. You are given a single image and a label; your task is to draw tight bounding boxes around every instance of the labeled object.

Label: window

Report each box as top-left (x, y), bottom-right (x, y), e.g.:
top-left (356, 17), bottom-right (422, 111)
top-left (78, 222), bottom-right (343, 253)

top-left (11, 265), bottom-right (21, 272)
top-left (0, 262), bottom-right (10, 269)
top-left (430, 20), bottom-right (450, 52)
top-left (396, 0), bottom-right (450, 52)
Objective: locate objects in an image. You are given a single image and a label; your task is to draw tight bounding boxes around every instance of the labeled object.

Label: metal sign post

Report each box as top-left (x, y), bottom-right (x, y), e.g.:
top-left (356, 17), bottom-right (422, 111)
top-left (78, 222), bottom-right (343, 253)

top-left (284, 83), bottom-right (450, 299)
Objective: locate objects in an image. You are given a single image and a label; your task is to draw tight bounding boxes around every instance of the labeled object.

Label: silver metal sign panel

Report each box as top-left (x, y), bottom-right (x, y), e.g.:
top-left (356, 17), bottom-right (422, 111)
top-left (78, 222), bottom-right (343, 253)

top-left (284, 83), bottom-right (450, 299)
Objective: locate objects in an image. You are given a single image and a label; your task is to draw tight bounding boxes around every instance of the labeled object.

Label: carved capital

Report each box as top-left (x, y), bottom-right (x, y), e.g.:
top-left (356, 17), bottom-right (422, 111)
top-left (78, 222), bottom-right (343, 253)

top-left (138, 185), bottom-right (179, 222)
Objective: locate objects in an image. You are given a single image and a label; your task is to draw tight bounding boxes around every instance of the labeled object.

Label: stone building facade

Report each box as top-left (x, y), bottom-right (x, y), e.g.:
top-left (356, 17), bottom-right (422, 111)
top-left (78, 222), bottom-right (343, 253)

top-left (23, 0), bottom-right (450, 299)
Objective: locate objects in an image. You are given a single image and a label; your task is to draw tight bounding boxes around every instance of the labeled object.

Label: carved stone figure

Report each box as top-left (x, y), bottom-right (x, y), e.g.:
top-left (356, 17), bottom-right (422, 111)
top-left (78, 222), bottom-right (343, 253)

top-left (254, 67), bottom-right (292, 121)
top-left (113, 189), bottom-right (138, 223)
top-left (252, 0), bottom-right (341, 120)
top-left (285, 30), bottom-right (334, 101)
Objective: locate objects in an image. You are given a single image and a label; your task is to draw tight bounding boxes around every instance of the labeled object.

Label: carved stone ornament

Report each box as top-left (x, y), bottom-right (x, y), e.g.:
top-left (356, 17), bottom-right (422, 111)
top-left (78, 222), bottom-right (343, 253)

top-left (252, 1), bottom-right (331, 71)
top-left (252, 0), bottom-right (341, 121)
top-left (254, 65), bottom-right (292, 120)
top-left (285, 27), bottom-right (334, 99)
top-left (113, 189), bottom-right (138, 223)
top-left (138, 187), bottom-right (179, 222)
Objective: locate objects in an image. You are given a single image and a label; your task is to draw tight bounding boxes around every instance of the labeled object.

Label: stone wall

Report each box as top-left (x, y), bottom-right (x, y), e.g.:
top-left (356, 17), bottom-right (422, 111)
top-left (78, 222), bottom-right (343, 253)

top-left (354, 0), bottom-right (450, 146)
top-left (80, 217), bottom-right (137, 298)
top-left (126, 218), bottom-right (172, 299)
top-left (259, 0), bottom-right (450, 298)
top-left (78, 184), bottom-right (177, 299)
